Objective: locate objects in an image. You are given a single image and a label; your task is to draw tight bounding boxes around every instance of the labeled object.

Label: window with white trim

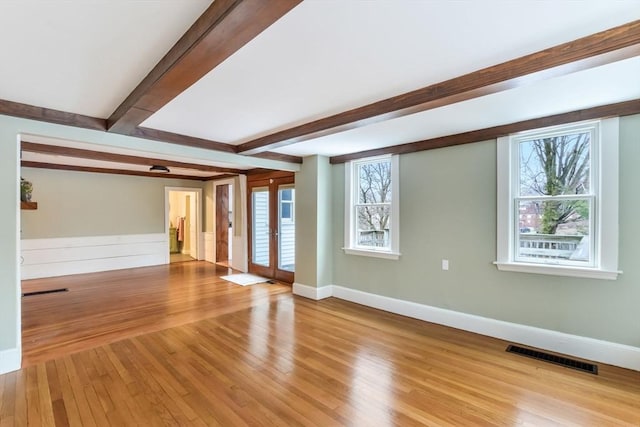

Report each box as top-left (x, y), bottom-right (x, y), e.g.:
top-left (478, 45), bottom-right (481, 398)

top-left (344, 155), bottom-right (400, 259)
top-left (496, 118), bottom-right (620, 279)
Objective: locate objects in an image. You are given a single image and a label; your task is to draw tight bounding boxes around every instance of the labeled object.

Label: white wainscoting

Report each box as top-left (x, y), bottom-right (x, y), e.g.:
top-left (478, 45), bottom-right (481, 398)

top-left (291, 283), bottom-right (640, 372)
top-left (21, 233), bottom-right (168, 280)
top-left (203, 232), bottom-right (215, 263)
top-left (0, 348), bottom-right (21, 375)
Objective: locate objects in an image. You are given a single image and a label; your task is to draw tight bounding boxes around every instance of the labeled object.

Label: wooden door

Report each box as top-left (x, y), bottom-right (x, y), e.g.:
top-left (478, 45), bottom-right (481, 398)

top-left (247, 173), bottom-right (295, 283)
top-left (216, 184), bottom-right (229, 263)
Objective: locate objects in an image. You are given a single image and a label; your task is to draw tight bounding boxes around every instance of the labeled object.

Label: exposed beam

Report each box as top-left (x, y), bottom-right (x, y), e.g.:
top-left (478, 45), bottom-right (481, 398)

top-left (131, 128), bottom-right (304, 163)
top-left (21, 141), bottom-right (245, 174)
top-left (0, 99), bottom-right (302, 164)
top-left (238, 20), bottom-right (640, 155)
top-left (330, 99), bottom-right (640, 164)
top-left (130, 127), bottom-right (237, 153)
top-left (107, 0), bottom-right (302, 135)
top-left (21, 161), bottom-right (215, 181)
top-left (209, 173), bottom-right (241, 182)
top-left (250, 151), bottom-right (303, 164)
top-left (0, 99), bottom-right (106, 131)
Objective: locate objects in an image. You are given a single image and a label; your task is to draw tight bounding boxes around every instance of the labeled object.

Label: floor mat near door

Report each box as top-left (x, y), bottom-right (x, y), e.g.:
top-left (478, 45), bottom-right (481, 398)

top-left (220, 274), bottom-right (270, 286)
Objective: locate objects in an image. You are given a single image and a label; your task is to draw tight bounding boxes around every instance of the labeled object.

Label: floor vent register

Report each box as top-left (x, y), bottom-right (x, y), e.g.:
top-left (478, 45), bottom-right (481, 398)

top-left (506, 344), bottom-right (598, 375)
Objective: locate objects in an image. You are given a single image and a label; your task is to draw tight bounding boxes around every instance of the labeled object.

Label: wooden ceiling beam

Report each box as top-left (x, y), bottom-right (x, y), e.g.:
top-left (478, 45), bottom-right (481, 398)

top-left (21, 141), bottom-right (245, 174)
top-left (250, 151), bottom-right (303, 164)
top-left (0, 99), bottom-right (106, 131)
top-left (130, 127), bottom-right (237, 153)
top-left (21, 161), bottom-right (216, 181)
top-left (107, 0), bottom-right (302, 135)
top-left (330, 99), bottom-right (640, 164)
top-left (237, 20), bottom-right (640, 155)
top-left (130, 128), bottom-right (303, 163)
top-left (0, 98), bottom-right (302, 164)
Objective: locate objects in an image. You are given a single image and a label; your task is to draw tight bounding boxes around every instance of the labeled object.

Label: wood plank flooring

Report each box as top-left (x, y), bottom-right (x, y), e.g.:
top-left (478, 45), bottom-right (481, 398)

top-left (6, 262), bottom-right (640, 426)
top-left (21, 262), bottom-right (290, 366)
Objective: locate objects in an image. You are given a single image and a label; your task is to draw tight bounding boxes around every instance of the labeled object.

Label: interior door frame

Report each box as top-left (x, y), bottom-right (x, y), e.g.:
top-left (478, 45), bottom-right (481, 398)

top-left (164, 187), bottom-right (203, 263)
top-left (247, 172), bottom-right (295, 283)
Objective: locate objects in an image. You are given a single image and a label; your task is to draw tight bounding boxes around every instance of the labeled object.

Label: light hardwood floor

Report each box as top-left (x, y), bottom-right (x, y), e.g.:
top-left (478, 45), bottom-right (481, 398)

top-left (5, 262), bottom-right (639, 426)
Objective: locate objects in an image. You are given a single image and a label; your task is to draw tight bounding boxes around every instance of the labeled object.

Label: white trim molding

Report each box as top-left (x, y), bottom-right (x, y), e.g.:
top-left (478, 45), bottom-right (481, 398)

top-left (21, 233), bottom-right (167, 280)
top-left (0, 348), bottom-right (21, 375)
top-left (496, 117), bottom-right (620, 279)
top-left (203, 232), bottom-right (215, 263)
top-left (294, 283), bottom-right (640, 371)
top-left (344, 154), bottom-right (400, 260)
top-left (494, 261), bottom-right (621, 280)
top-left (292, 282), bottom-right (333, 300)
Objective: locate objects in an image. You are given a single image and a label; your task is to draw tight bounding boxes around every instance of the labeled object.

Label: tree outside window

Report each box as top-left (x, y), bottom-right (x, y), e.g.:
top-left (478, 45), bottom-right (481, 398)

top-left (356, 159), bottom-right (392, 248)
top-left (516, 128), bottom-right (594, 264)
top-left (496, 118), bottom-right (619, 279)
top-left (345, 154), bottom-right (399, 259)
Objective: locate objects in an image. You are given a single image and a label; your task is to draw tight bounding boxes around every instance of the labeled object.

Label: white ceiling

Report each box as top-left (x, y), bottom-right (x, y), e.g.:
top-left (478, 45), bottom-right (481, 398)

top-left (0, 0), bottom-right (211, 118)
top-left (1, 0), bottom-right (640, 165)
top-left (142, 0), bottom-right (640, 154)
top-left (274, 55), bottom-right (640, 157)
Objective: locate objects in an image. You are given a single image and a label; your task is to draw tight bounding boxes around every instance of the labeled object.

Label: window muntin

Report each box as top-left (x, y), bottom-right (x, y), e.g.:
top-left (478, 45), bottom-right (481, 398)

top-left (345, 155), bottom-right (399, 258)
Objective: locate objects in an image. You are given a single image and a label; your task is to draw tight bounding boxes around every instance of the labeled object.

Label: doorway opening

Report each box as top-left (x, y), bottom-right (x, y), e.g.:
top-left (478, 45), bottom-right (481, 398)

top-left (166, 188), bottom-right (202, 264)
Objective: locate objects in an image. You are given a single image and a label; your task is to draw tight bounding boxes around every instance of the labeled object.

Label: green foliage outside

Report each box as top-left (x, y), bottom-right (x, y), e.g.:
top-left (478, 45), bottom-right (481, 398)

top-left (522, 133), bottom-right (590, 235)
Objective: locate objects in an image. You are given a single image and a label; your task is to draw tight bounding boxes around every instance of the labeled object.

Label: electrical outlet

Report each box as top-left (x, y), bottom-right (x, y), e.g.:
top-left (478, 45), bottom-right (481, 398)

top-left (442, 259), bottom-right (449, 270)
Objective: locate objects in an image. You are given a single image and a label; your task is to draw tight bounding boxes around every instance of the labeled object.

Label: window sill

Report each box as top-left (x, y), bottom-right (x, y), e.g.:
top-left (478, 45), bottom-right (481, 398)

top-left (494, 261), bottom-right (621, 280)
top-left (343, 248), bottom-right (401, 260)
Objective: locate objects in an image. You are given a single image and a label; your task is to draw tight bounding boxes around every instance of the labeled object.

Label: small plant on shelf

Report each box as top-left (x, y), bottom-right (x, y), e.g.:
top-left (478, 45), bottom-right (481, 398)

top-left (20, 177), bottom-right (33, 202)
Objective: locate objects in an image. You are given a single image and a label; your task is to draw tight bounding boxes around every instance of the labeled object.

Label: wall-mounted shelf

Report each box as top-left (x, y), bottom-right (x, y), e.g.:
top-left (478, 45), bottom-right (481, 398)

top-left (21, 201), bottom-right (38, 210)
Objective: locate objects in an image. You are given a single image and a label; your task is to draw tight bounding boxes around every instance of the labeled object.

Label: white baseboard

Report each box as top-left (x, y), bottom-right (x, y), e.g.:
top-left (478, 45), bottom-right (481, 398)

top-left (295, 283), bottom-right (640, 371)
top-left (292, 282), bottom-right (333, 300)
top-left (0, 348), bottom-right (21, 375)
top-left (21, 233), bottom-right (168, 280)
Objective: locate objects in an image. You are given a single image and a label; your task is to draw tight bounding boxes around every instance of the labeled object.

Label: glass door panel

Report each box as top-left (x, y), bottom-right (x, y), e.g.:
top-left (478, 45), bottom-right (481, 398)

top-left (278, 186), bottom-right (295, 272)
top-left (251, 188), bottom-right (270, 267)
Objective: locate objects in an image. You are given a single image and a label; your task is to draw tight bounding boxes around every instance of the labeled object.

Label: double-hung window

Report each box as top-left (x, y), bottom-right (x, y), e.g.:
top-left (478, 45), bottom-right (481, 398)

top-left (496, 118), bottom-right (620, 279)
top-left (344, 155), bottom-right (400, 259)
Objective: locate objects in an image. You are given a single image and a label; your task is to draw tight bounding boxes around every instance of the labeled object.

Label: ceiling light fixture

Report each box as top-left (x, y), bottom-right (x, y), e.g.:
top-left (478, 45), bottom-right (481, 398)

top-left (149, 165), bottom-right (170, 173)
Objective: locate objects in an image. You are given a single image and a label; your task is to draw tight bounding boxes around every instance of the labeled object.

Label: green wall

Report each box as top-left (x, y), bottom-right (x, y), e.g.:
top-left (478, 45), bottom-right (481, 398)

top-left (21, 168), bottom-right (203, 239)
top-left (295, 156), bottom-right (333, 287)
top-left (0, 127), bottom-right (18, 350)
top-left (331, 114), bottom-right (640, 347)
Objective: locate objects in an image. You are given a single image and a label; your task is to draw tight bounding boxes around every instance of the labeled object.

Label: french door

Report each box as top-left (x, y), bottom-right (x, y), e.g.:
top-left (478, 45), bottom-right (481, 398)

top-left (248, 174), bottom-right (295, 283)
